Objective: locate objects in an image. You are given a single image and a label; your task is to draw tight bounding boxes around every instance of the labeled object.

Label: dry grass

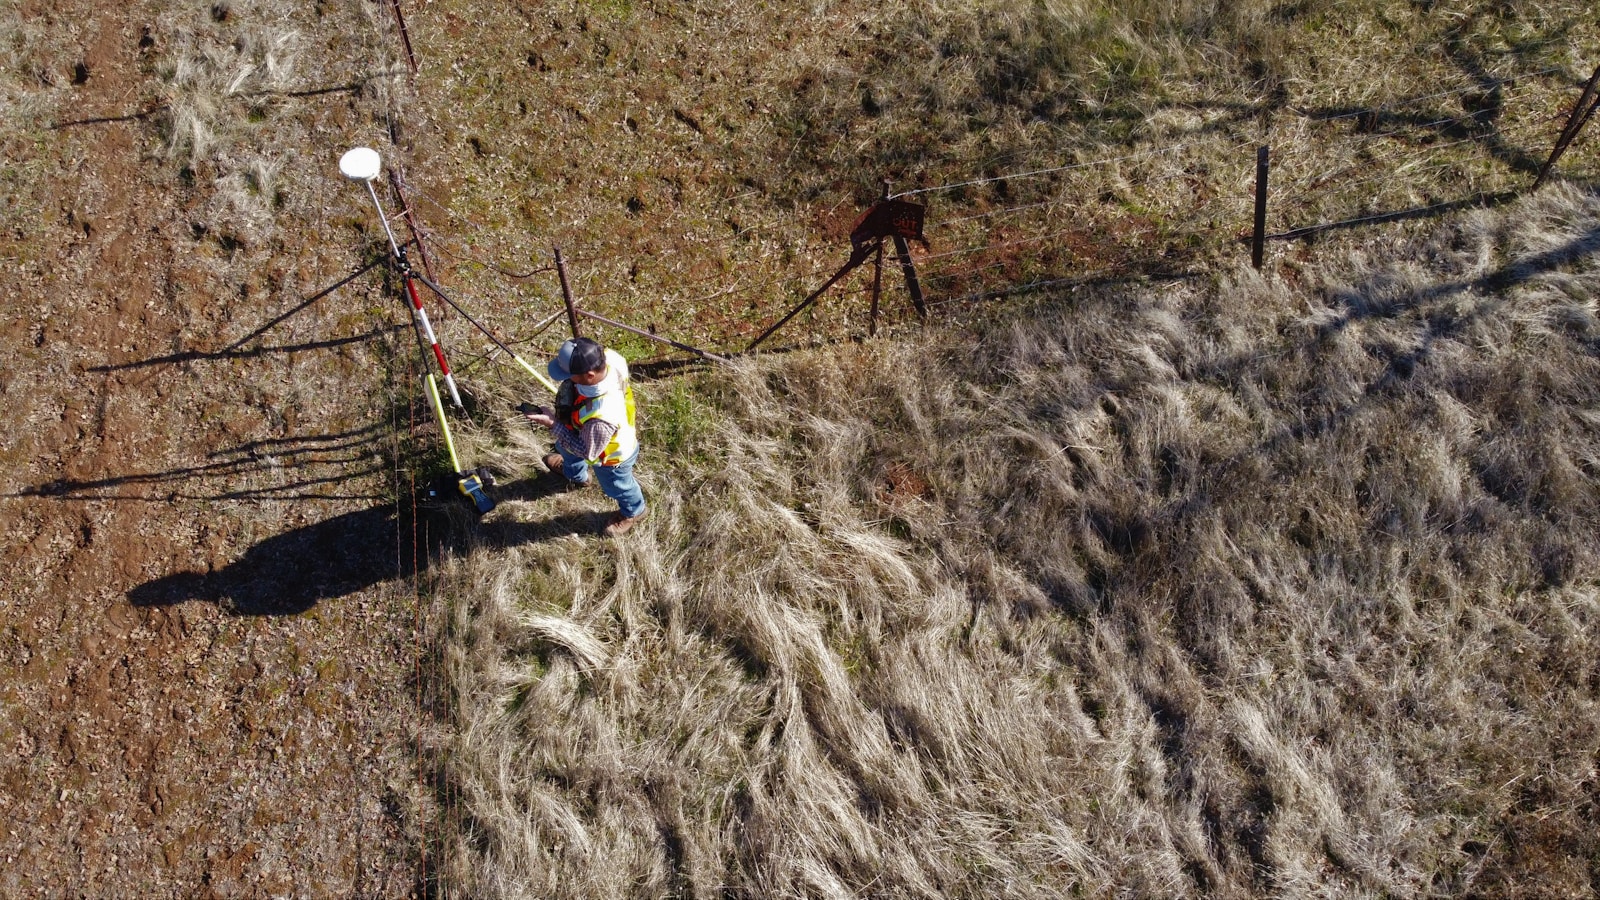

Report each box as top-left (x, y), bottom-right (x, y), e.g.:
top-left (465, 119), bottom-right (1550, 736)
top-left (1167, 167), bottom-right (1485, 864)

top-left (423, 182), bottom-right (1600, 897)
top-left (130, 0), bottom-right (409, 252)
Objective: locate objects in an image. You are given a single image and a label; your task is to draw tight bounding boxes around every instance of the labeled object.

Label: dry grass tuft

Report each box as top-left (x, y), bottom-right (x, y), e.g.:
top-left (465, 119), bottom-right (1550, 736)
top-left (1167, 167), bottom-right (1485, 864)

top-left (132, 0), bottom-right (407, 251)
top-left (421, 183), bottom-right (1600, 896)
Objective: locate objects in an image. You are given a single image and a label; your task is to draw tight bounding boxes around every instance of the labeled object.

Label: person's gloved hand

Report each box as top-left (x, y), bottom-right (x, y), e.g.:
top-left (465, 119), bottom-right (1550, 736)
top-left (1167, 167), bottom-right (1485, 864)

top-left (518, 403), bottom-right (555, 427)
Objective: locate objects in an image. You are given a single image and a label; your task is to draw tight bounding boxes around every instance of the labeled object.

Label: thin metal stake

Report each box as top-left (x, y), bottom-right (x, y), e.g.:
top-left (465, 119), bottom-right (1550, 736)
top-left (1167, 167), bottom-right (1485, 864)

top-left (891, 235), bottom-right (926, 319)
top-left (869, 239), bottom-right (884, 337)
top-left (575, 309), bottom-right (731, 364)
top-left (747, 246), bottom-right (872, 352)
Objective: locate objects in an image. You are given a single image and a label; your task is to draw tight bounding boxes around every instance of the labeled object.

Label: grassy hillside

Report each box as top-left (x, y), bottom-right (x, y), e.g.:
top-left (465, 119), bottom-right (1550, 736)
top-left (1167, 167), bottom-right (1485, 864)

top-left (375, 1), bottom-right (1600, 897)
top-left (428, 182), bottom-right (1600, 896)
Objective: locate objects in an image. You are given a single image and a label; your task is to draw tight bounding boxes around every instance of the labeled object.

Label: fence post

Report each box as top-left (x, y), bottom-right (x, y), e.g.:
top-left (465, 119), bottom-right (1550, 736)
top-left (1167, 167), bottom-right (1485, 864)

top-left (387, 167), bottom-right (438, 283)
top-left (1252, 145), bottom-right (1270, 270)
top-left (385, 0), bottom-right (419, 75)
top-left (1535, 64), bottom-right (1600, 190)
top-left (870, 180), bottom-right (892, 337)
top-left (553, 246), bottom-right (581, 339)
top-left (891, 235), bottom-right (927, 320)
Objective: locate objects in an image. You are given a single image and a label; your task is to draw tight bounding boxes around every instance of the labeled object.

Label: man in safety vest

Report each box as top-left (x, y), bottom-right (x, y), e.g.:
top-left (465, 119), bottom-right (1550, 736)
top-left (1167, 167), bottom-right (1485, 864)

top-left (523, 337), bottom-right (647, 536)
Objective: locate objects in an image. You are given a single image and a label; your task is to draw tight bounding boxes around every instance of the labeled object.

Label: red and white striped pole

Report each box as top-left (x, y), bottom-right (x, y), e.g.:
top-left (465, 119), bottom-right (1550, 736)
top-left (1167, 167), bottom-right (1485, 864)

top-left (339, 147), bottom-right (463, 409)
top-left (398, 249), bottom-right (462, 407)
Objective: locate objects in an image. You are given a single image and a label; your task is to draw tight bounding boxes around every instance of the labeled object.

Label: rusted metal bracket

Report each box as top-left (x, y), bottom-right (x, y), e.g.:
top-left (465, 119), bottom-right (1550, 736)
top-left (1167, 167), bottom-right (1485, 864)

top-left (748, 195), bottom-right (931, 350)
top-left (859, 192), bottom-right (928, 322)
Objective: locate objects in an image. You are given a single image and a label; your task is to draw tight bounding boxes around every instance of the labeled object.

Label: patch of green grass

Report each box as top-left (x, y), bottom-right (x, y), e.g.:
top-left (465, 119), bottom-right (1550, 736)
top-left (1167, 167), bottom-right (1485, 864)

top-left (639, 372), bottom-right (719, 461)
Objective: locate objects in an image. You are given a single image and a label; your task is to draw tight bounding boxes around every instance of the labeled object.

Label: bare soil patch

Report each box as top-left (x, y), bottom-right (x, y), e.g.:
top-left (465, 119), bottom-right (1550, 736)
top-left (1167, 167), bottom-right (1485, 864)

top-left (1, 0), bottom-right (421, 893)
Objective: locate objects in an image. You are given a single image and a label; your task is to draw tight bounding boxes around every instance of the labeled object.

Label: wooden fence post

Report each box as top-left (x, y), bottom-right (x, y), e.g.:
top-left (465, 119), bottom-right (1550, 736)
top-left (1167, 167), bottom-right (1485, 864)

top-left (1535, 64), bottom-right (1600, 190)
top-left (1252, 145), bottom-right (1270, 270)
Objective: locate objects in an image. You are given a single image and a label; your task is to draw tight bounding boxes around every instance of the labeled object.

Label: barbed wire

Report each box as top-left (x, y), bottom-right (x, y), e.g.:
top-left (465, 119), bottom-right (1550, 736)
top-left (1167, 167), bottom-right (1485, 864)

top-left (924, 265), bottom-right (1158, 309)
top-left (921, 220), bottom-right (1152, 263)
top-left (1271, 117), bottom-right (1554, 202)
top-left (428, 238), bottom-right (557, 280)
top-left (1268, 193), bottom-right (1513, 241)
top-left (891, 144), bottom-right (1194, 200)
top-left (1292, 105), bottom-right (1556, 165)
top-left (928, 139), bottom-right (1266, 230)
top-left (409, 176), bottom-right (850, 293)
top-left (920, 218), bottom-right (1232, 284)
top-left (924, 218), bottom-right (1214, 275)
top-left (403, 187), bottom-right (556, 276)
top-left (374, 40), bottom-right (1582, 365)
top-left (890, 69), bottom-right (1568, 204)
top-left (394, 70), bottom-right (1576, 351)
top-left (671, 259), bottom-right (851, 305)
top-left (919, 258), bottom-right (1027, 288)
top-left (1294, 66), bottom-right (1565, 124)
top-left (565, 250), bottom-right (844, 308)
top-left (924, 106), bottom-right (1552, 240)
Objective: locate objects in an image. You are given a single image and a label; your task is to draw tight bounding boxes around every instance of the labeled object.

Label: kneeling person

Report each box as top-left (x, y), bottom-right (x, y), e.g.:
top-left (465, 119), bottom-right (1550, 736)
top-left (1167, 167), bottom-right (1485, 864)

top-left (524, 337), bottom-right (647, 536)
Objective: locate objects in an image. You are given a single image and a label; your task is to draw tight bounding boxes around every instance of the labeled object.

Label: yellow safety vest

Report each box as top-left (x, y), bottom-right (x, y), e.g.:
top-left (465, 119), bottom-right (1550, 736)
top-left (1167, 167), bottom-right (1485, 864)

top-left (569, 349), bottom-right (638, 465)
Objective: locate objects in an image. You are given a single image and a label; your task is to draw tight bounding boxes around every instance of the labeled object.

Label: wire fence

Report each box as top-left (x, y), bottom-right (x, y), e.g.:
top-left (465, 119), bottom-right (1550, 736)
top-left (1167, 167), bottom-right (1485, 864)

top-left (365, 23), bottom-right (1598, 375)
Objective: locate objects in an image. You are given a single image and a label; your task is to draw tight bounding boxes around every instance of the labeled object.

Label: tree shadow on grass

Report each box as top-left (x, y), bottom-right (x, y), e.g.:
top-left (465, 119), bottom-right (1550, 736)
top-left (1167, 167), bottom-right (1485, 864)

top-left (126, 475), bottom-right (607, 615)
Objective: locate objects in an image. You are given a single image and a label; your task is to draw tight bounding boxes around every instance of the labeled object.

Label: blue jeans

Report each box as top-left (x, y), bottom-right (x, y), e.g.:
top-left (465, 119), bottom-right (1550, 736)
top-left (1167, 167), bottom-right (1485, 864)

top-left (558, 446), bottom-right (646, 518)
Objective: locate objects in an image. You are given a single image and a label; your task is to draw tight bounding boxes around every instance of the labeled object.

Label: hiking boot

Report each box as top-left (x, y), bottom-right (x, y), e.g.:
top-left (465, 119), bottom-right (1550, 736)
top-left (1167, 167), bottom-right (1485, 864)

top-left (602, 508), bottom-right (648, 537)
top-left (543, 452), bottom-right (590, 489)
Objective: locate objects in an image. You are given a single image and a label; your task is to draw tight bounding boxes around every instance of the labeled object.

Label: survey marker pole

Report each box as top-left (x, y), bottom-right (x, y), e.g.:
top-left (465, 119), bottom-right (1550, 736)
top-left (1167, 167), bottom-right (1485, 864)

top-left (339, 146), bottom-right (464, 409)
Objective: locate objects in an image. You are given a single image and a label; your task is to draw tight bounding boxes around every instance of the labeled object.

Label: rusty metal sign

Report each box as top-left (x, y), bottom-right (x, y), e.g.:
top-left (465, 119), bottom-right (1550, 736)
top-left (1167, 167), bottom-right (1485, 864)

top-left (850, 199), bottom-right (927, 250)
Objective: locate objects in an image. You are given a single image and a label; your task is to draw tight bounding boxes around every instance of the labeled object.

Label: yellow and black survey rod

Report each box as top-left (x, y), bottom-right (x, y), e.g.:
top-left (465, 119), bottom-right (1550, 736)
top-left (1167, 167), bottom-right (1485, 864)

top-left (411, 271), bottom-right (559, 393)
top-left (424, 373), bottom-right (495, 515)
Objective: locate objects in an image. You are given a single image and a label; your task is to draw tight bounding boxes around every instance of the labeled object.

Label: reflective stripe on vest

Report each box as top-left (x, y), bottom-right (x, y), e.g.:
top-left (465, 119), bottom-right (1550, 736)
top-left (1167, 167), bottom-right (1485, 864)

top-left (572, 349), bottom-right (638, 465)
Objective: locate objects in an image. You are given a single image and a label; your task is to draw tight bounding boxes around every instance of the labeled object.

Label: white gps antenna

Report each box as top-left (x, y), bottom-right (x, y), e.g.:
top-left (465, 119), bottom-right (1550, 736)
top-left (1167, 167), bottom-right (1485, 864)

top-left (339, 147), bottom-right (402, 259)
top-left (339, 146), bottom-right (464, 408)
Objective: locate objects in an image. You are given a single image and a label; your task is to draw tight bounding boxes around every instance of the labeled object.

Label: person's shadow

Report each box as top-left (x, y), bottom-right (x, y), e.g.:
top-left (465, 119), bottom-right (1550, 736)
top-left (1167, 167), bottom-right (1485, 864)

top-left (126, 476), bottom-right (604, 615)
top-left (127, 505), bottom-right (418, 615)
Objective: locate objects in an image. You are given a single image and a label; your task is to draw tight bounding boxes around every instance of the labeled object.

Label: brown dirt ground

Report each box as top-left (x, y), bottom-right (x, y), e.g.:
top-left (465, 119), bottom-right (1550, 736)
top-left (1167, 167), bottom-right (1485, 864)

top-left (1, 0), bottom-right (427, 895)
